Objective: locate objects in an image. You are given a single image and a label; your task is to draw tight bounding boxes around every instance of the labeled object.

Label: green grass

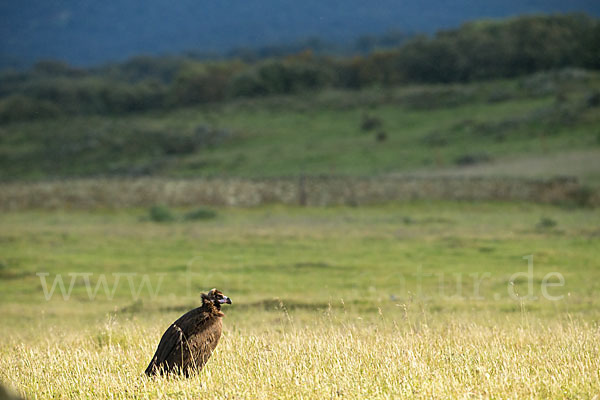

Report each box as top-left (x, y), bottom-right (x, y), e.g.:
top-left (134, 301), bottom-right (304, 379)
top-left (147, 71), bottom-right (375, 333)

top-left (1, 202), bottom-right (599, 318)
top-left (2, 65), bottom-right (600, 396)
top-left (1, 203), bottom-right (600, 398)
top-left (1, 70), bottom-right (600, 182)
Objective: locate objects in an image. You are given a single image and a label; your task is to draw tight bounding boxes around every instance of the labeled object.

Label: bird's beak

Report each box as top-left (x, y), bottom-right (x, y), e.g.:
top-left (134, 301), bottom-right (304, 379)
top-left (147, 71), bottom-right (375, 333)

top-left (219, 296), bottom-right (232, 304)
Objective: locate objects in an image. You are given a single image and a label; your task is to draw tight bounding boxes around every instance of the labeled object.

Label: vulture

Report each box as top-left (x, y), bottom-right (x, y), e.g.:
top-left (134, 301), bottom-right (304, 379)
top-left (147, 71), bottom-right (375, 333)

top-left (145, 288), bottom-right (232, 377)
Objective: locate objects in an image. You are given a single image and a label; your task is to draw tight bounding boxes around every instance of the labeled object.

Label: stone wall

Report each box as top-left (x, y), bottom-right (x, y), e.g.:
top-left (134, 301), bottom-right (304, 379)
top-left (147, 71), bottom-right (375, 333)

top-left (0, 176), bottom-right (597, 210)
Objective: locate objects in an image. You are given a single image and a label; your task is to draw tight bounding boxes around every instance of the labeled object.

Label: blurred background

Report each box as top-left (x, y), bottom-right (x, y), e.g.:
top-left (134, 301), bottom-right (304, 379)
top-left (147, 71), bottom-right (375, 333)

top-left (0, 1), bottom-right (599, 193)
top-left (0, 1), bottom-right (599, 189)
top-left (1, 0), bottom-right (600, 307)
top-left (1, 2), bottom-right (600, 397)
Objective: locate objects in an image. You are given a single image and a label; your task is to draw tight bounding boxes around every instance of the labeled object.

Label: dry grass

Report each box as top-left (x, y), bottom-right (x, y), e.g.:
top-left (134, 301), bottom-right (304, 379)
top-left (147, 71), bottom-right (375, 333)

top-left (411, 149), bottom-right (600, 186)
top-left (1, 314), bottom-right (598, 399)
top-left (1, 204), bottom-right (599, 398)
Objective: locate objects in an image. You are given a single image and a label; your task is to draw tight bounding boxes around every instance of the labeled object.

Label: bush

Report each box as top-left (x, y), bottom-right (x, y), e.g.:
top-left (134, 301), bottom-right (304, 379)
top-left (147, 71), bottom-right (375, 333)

top-left (229, 60), bottom-right (332, 97)
top-left (183, 208), bottom-right (218, 221)
top-left (344, 14), bottom-right (599, 86)
top-left (536, 217), bottom-right (557, 229)
top-left (148, 205), bottom-right (176, 222)
top-left (360, 114), bottom-right (383, 132)
top-left (454, 153), bottom-right (491, 166)
top-left (375, 131), bottom-right (388, 142)
top-left (586, 91), bottom-right (600, 108)
top-left (156, 125), bottom-right (231, 155)
top-left (99, 80), bottom-right (167, 113)
top-left (0, 95), bottom-right (62, 122)
top-left (170, 62), bottom-right (240, 105)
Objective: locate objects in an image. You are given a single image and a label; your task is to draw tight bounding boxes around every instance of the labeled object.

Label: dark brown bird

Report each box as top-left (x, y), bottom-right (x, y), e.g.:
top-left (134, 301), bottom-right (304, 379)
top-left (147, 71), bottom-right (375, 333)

top-left (145, 288), bottom-right (232, 377)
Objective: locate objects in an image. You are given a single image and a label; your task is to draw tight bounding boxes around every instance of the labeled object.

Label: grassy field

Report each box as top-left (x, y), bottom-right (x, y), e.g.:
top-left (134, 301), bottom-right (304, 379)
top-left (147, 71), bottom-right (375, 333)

top-left (2, 69), bottom-right (600, 183)
top-left (1, 202), bottom-right (599, 398)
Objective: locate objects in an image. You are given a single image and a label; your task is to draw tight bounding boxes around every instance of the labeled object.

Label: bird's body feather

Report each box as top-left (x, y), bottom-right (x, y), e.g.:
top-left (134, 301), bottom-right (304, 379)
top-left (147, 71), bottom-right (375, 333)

top-left (145, 290), bottom-right (229, 376)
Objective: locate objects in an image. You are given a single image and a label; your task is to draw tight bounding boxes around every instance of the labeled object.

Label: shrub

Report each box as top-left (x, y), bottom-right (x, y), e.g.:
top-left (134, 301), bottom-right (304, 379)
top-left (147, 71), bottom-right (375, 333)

top-left (536, 217), bottom-right (557, 229)
top-left (454, 153), bottom-right (491, 166)
top-left (0, 95), bottom-right (62, 122)
top-left (586, 91), bottom-right (600, 108)
top-left (360, 114), bottom-right (383, 132)
top-left (375, 131), bottom-right (388, 142)
top-left (170, 62), bottom-right (239, 105)
top-left (183, 208), bottom-right (218, 221)
top-left (157, 125), bottom-right (231, 155)
top-left (148, 205), bottom-right (175, 222)
top-left (229, 60), bottom-right (332, 97)
top-left (228, 70), bottom-right (268, 97)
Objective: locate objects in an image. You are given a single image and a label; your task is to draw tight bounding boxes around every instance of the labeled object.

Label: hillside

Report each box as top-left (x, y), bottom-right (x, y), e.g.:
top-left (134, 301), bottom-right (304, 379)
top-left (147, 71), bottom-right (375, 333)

top-left (2, 0), bottom-right (600, 67)
top-left (1, 69), bottom-right (599, 185)
top-left (1, 14), bottom-right (599, 187)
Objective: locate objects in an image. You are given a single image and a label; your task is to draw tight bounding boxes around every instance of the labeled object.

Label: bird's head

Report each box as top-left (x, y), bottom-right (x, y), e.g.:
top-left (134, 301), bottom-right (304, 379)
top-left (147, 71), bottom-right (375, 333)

top-left (204, 288), bottom-right (232, 310)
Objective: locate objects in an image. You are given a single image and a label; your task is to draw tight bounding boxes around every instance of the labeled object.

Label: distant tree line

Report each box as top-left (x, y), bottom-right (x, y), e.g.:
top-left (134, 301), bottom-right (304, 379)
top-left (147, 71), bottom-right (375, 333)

top-left (0, 14), bottom-right (598, 122)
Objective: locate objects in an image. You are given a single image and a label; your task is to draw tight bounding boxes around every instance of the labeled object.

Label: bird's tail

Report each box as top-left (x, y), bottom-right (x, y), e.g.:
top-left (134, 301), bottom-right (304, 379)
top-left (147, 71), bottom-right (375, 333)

top-left (144, 359), bottom-right (157, 376)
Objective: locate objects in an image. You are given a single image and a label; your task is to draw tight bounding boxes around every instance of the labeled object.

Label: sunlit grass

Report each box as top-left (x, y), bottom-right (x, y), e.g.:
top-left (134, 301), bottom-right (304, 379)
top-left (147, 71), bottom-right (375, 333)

top-left (1, 202), bottom-right (599, 398)
top-left (1, 313), bottom-right (599, 399)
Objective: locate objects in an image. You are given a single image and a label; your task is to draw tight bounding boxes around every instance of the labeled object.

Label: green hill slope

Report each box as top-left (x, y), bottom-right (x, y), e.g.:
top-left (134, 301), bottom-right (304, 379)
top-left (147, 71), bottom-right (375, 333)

top-left (1, 69), bottom-right (599, 183)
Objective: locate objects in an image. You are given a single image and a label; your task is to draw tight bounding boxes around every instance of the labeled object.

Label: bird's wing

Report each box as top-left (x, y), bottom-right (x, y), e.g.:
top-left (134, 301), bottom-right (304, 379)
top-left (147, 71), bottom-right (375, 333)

top-left (189, 314), bottom-right (222, 351)
top-left (182, 312), bottom-right (223, 369)
top-left (146, 307), bottom-right (210, 373)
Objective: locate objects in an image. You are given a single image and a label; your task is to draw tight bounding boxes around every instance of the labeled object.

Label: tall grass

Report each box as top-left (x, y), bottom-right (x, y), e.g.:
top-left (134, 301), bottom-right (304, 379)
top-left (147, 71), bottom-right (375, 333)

top-left (1, 203), bottom-right (599, 398)
top-left (1, 315), bottom-right (598, 399)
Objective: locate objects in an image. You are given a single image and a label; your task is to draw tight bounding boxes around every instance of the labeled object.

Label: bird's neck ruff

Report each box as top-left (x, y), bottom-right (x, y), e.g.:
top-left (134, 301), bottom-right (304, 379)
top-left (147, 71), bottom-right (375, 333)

top-left (201, 293), bottom-right (225, 317)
